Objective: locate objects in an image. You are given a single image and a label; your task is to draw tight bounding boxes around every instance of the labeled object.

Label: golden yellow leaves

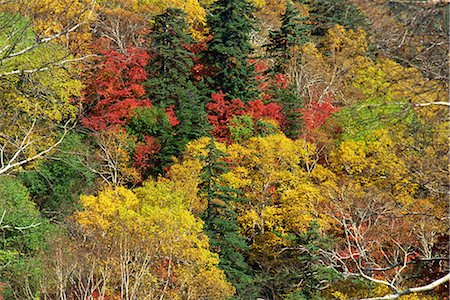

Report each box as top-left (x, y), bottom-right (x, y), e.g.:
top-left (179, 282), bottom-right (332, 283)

top-left (330, 129), bottom-right (413, 194)
top-left (192, 135), bottom-right (333, 250)
top-left (2, 0), bottom-right (96, 52)
top-left (77, 186), bottom-right (138, 231)
top-left (290, 25), bottom-right (371, 103)
top-left (75, 181), bottom-right (235, 299)
top-left (138, 0), bottom-right (207, 39)
top-left (175, 134), bottom-right (337, 240)
top-left (162, 134), bottom-right (338, 276)
top-left (201, 0), bottom-right (266, 8)
top-left (251, 0), bottom-right (266, 8)
top-left (141, 0), bottom-right (205, 22)
top-left (165, 157), bottom-right (206, 214)
top-left (324, 25), bottom-right (368, 59)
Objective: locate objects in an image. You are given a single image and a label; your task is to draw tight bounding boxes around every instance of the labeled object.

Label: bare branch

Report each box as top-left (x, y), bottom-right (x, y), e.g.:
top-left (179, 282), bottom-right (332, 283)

top-left (0, 54), bottom-right (97, 77)
top-left (0, 210), bottom-right (42, 231)
top-left (359, 272), bottom-right (450, 300)
top-left (0, 120), bottom-right (75, 175)
top-left (413, 102), bottom-right (450, 107)
top-left (0, 21), bottom-right (85, 62)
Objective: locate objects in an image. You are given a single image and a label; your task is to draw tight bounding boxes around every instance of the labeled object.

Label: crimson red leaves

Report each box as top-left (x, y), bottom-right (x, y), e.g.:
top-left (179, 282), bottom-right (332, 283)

top-left (82, 47), bottom-right (152, 130)
top-left (206, 91), bottom-right (282, 142)
top-left (299, 94), bottom-right (339, 131)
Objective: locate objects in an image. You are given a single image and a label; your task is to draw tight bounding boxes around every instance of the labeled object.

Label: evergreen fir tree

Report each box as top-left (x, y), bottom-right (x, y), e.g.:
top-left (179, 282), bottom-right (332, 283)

top-left (199, 137), bottom-right (258, 299)
top-left (272, 84), bottom-right (304, 139)
top-left (146, 8), bottom-right (196, 106)
top-left (144, 8), bottom-right (210, 174)
top-left (298, 0), bottom-right (368, 37)
top-left (266, 0), bottom-right (311, 73)
top-left (264, 2), bottom-right (308, 139)
top-left (203, 0), bottom-right (259, 102)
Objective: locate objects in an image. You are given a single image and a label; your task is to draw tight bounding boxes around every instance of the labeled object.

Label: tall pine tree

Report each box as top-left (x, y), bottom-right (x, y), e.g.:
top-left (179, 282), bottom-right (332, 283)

top-left (199, 137), bottom-right (258, 299)
top-left (263, 1), bottom-right (308, 139)
top-left (298, 0), bottom-right (368, 37)
top-left (203, 0), bottom-right (259, 102)
top-left (143, 8), bottom-right (210, 173)
top-left (266, 0), bottom-right (311, 74)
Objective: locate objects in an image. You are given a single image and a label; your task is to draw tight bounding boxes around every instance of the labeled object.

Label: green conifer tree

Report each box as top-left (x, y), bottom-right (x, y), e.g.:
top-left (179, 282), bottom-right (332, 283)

top-left (199, 137), bottom-right (258, 299)
top-left (266, 1), bottom-right (311, 73)
top-left (298, 0), bottom-right (368, 37)
top-left (144, 8), bottom-right (210, 174)
top-left (203, 0), bottom-right (259, 102)
top-left (272, 85), bottom-right (304, 139)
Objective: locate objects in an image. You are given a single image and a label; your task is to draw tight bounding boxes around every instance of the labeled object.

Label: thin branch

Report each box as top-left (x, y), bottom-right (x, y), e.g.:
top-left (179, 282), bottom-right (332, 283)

top-left (413, 102), bottom-right (450, 107)
top-left (359, 272), bottom-right (450, 300)
top-left (1, 22), bottom-right (85, 62)
top-left (362, 257), bottom-right (448, 272)
top-left (0, 222), bottom-right (42, 231)
top-left (0, 120), bottom-right (75, 175)
top-left (0, 55), bottom-right (97, 77)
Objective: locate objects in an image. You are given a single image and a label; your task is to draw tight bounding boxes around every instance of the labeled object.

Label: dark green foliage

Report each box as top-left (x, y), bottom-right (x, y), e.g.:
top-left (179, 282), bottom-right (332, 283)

top-left (206, 0), bottom-right (254, 58)
top-left (203, 0), bottom-right (259, 102)
top-left (299, 0), bottom-right (368, 38)
top-left (198, 138), bottom-right (257, 299)
top-left (127, 106), bottom-right (172, 139)
top-left (255, 223), bottom-right (338, 300)
top-left (0, 176), bottom-right (54, 299)
top-left (144, 8), bottom-right (209, 175)
top-left (127, 106), bottom-right (172, 175)
top-left (18, 133), bottom-right (95, 217)
top-left (146, 8), bottom-right (200, 107)
top-left (271, 84), bottom-right (304, 139)
top-left (266, 1), bottom-right (311, 73)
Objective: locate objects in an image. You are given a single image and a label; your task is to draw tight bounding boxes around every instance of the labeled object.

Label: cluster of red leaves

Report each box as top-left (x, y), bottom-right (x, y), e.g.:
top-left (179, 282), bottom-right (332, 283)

top-left (133, 136), bottom-right (161, 172)
top-left (249, 59), bottom-right (290, 102)
top-left (246, 99), bottom-right (282, 124)
top-left (274, 73), bottom-right (289, 89)
top-left (90, 289), bottom-right (119, 300)
top-left (250, 59), bottom-right (271, 97)
top-left (165, 105), bottom-right (180, 127)
top-left (206, 92), bottom-right (282, 142)
top-left (82, 47), bottom-right (152, 130)
top-left (299, 94), bottom-right (339, 131)
top-left (185, 41), bottom-right (212, 81)
top-left (251, 59), bottom-right (269, 74)
top-left (206, 92), bottom-right (246, 142)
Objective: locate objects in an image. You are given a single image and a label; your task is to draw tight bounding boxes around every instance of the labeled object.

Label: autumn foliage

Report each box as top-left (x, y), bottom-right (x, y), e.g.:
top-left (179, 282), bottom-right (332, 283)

top-left (206, 92), bottom-right (283, 142)
top-left (82, 47), bottom-right (152, 130)
top-left (0, 1), bottom-right (448, 300)
top-left (299, 94), bottom-right (339, 131)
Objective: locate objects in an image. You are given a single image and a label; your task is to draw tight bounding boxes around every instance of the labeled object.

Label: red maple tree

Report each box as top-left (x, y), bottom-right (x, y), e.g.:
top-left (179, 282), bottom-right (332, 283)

top-left (82, 47), bottom-right (152, 130)
top-left (299, 94), bottom-right (339, 131)
top-left (206, 92), bottom-right (283, 142)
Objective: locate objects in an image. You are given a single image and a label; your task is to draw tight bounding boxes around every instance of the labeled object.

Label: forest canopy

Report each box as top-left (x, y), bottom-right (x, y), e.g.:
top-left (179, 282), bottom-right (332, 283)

top-left (0, 0), bottom-right (448, 299)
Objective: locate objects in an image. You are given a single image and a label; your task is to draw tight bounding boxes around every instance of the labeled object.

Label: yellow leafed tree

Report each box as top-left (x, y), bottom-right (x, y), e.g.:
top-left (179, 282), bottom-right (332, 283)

top-left (223, 134), bottom-right (335, 248)
top-left (1, 0), bottom-right (96, 52)
top-left (74, 182), bottom-right (235, 299)
top-left (0, 13), bottom-right (82, 175)
top-left (178, 135), bottom-right (336, 276)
